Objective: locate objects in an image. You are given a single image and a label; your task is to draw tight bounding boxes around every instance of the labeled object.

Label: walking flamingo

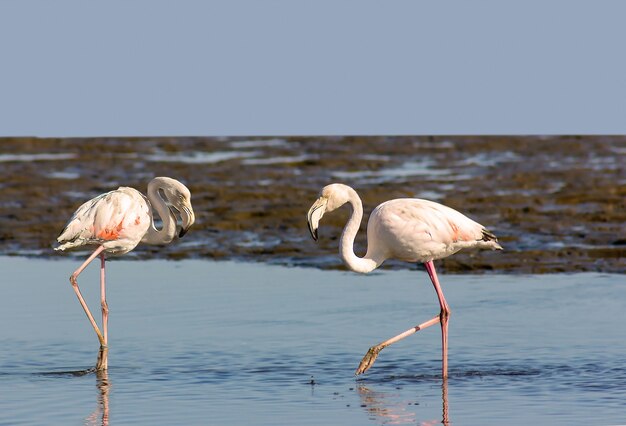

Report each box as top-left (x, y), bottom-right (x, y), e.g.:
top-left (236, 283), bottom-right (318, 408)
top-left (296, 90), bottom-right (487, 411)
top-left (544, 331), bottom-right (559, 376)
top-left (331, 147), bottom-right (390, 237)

top-left (55, 177), bottom-right (195, 370)
top-left (307, 183), bottom-right (502, 378)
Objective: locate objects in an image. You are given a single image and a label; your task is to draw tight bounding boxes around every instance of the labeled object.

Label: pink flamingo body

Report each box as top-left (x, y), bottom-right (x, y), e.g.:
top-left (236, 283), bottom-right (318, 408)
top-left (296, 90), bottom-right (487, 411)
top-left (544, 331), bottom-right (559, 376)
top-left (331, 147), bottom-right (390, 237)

top-left (57, 188), bottom-right (152, 254)
top-left (56, 177), bottom-right (195, 370)
top-left (307, 183), bottom-right (502, 377)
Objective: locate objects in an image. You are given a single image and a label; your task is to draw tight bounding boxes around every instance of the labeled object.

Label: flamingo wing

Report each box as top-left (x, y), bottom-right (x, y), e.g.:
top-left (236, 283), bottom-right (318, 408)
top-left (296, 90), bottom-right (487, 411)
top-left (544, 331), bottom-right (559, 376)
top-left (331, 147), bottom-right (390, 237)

top-left (56, 187), bottom-right (150, 253)
top-left (370, 199), bottom-right (498, 262)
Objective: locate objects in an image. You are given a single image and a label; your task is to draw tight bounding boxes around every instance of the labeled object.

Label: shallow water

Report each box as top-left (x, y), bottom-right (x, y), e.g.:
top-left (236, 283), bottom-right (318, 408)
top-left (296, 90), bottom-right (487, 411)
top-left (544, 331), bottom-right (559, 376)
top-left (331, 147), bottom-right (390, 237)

top-left (1, 257), bottom-right (625, 425)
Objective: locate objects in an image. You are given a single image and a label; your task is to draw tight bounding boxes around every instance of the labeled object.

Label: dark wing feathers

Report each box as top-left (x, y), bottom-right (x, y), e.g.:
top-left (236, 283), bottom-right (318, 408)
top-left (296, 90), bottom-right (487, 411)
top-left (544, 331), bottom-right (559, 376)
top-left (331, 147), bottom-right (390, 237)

top-left (481, 228), bottom-right (498, 242)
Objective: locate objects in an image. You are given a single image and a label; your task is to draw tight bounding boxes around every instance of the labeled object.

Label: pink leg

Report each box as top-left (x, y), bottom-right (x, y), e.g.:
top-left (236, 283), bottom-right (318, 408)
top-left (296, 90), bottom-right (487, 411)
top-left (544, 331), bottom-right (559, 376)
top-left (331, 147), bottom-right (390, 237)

top-left (424, 260), bottom-right (451, 378)
top-left (355, 315), bottom-right (441, 375)
top-left (69, 245), bottom-right (109, 369)
top-left (355, 261), bottom-right (452, 377)
top-left (100, 253), bottom-right (108, 346)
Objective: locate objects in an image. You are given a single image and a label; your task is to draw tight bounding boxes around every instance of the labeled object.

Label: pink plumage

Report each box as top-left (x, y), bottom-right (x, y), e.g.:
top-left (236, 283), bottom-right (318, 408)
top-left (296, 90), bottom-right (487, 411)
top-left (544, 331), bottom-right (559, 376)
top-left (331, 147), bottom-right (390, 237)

top-left (367, 198), bottom-right (501, 264)
top-left (56, 187), bottom-right (151, 255)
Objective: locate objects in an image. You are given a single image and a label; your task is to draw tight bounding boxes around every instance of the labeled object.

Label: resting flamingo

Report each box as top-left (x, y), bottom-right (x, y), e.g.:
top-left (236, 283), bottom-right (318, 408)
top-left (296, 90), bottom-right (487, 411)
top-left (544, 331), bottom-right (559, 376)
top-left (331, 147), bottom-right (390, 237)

top-left (55, 177), bottom-right (195, 370)
top-left (307, 183), bottom-right (502, 378)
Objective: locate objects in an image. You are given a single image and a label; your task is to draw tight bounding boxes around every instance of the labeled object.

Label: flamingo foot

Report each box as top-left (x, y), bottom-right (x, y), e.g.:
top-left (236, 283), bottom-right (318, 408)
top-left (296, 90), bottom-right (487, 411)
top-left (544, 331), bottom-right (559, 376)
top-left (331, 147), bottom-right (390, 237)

top-left (355, 345), bottom-right (383, 375)
top-left (96, 346), bottom-right (108, 371)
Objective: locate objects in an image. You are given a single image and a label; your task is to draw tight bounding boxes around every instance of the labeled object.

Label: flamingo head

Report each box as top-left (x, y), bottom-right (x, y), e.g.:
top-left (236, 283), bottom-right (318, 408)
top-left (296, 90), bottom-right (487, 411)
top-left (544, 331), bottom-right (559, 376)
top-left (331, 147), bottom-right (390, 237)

top-left (155, 177), bottom-right (196, 237)
top-left (307, 183), bottom-right (353, 241)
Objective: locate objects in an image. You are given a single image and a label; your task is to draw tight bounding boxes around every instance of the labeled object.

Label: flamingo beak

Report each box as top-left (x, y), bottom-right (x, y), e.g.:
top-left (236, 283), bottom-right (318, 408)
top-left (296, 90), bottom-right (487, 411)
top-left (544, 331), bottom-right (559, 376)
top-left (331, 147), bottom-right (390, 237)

top-left (179, 202), bottom-right (195, 238)
top-left (307, 197), bottom-right (327, 242)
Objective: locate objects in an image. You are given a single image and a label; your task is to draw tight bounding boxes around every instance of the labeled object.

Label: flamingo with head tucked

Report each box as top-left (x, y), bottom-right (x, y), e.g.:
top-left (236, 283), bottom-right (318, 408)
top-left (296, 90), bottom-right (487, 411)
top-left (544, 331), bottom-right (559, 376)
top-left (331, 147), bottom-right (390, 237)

top-left (56, 176), bottom-right (195, 370)
top-left (307, 183), bottom-right (502, 378)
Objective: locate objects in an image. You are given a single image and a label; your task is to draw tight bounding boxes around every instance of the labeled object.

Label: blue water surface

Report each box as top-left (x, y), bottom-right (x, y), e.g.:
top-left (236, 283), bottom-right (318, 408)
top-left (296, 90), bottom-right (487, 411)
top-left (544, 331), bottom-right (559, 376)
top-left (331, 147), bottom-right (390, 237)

top-left (1, 257), bottom-right (625, 425)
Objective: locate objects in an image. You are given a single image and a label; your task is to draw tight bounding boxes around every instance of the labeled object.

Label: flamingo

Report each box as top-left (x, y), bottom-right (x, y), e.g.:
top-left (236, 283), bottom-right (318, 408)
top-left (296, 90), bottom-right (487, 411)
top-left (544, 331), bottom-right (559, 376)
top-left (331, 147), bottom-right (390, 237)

top-left (55, 177), bottom-right (195, 370)
top-left (307, 183), bottom-right (502, 378)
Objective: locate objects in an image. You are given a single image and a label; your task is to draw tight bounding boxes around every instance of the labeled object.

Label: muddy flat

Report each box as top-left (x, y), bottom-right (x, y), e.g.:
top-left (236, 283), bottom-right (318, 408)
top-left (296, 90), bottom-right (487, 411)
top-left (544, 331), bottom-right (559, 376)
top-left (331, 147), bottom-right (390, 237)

top-left (0, 136), bottom-right (624, 273)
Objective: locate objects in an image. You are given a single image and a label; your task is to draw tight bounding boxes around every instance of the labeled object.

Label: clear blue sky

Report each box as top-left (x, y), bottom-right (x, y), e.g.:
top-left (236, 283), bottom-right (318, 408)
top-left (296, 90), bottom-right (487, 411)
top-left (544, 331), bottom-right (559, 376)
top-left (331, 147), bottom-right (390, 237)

top-left (1, 1), bottom-right (625, 136)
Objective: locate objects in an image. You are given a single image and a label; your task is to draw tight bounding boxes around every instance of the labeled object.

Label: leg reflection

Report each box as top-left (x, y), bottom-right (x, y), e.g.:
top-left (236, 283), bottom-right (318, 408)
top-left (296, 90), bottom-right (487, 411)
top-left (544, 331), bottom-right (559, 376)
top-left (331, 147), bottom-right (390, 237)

top-left (355, 379), bottom-right (450, 426)
top-left (85, 364), bottom-right (110, 426)
top-left (442, 378), bottom-right (449, 426)
top-left (356, 385), bottom-right (417, 424)
top-left (96, 368), bottom-right (110, 426)
top-left (418, 380), bottom-right (450, 426)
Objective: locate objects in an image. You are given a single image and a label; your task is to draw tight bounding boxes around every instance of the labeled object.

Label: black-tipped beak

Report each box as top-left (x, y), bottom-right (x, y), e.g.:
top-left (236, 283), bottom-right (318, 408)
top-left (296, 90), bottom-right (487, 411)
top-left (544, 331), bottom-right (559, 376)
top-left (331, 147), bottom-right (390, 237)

top-left (308, 223), bottom-right (318, 241)
top-left (307, 197), bottom-right (326, 242)
top-left (178, 204), bottom-right (195, 238)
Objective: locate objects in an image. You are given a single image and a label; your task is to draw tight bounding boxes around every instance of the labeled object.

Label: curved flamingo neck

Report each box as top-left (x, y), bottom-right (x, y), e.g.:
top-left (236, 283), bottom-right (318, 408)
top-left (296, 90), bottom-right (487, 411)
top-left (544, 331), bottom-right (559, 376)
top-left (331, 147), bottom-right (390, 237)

top-left (340, 189), bottom-right (382, 274)
top-left (142, 179), bottom-right (177, 245)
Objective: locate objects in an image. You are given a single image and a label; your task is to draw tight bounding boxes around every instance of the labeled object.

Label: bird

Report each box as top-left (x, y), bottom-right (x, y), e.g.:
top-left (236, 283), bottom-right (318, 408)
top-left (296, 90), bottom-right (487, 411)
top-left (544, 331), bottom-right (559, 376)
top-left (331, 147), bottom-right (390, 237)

top-left (55, 176), bottom-right (195, 370)
top-left (307, 183), bottom-right (502, 378)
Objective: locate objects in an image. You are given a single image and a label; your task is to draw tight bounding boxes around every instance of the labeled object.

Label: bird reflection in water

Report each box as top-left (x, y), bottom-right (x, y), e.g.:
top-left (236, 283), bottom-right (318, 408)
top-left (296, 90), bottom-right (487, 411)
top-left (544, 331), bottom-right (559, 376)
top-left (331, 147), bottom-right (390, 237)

top-left (85, 351), bottom-right (110, 426)
top-left (421, 380), bottom-right (450, 426)
top-left (357, 380), bottom-right (449, 426)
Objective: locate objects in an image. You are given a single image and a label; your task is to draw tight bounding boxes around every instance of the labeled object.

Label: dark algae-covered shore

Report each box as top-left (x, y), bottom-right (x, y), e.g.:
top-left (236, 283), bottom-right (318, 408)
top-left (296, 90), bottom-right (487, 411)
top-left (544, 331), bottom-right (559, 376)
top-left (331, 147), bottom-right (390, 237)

top-left (0, 136), bottom-right (624, 273)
